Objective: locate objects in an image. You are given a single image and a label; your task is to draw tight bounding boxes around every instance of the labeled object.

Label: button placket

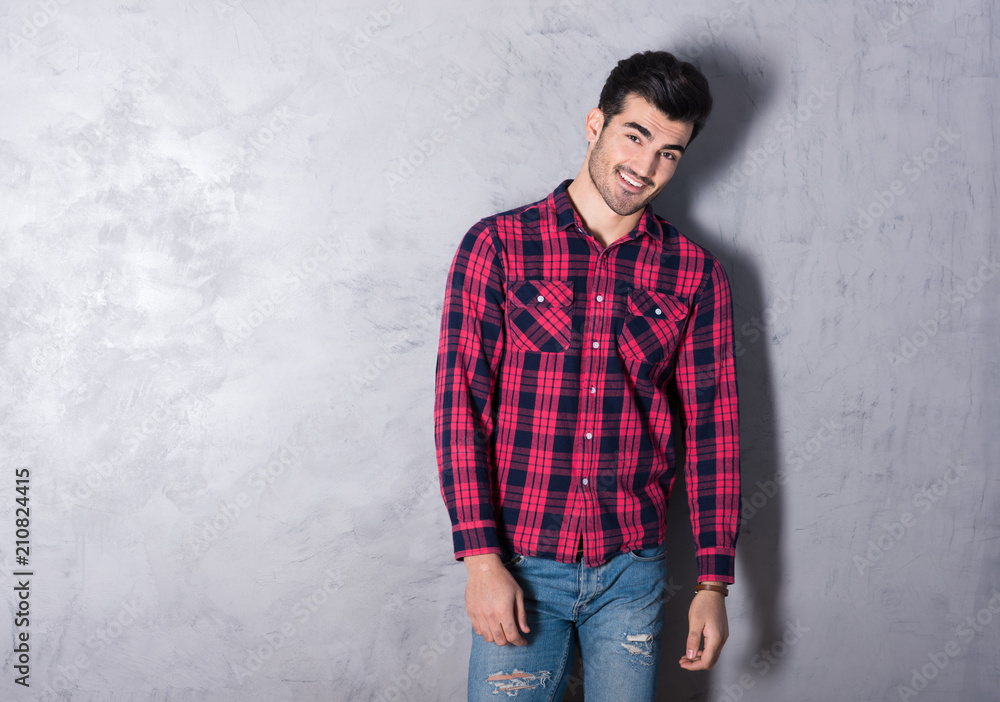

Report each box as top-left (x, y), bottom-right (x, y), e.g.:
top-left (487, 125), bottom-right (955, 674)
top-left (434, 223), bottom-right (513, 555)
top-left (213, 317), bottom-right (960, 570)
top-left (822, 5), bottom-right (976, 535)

top-left (580, 252), bottom-right (613, 499)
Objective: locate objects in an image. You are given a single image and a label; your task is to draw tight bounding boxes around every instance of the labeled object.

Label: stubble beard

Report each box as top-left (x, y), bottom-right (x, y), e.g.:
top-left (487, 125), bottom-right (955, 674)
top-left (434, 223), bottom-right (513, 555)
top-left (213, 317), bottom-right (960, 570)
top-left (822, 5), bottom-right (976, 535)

top-left (587, 130), bottom-right (657, 217)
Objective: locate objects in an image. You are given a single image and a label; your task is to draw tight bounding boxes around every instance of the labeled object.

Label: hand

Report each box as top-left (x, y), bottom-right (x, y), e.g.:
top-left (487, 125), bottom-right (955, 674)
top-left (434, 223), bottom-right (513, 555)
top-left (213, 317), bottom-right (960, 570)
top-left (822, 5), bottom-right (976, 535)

top-left (679, 586), bottom-right (729, 670)
top-left (464, 553), bottom-right (530, 646)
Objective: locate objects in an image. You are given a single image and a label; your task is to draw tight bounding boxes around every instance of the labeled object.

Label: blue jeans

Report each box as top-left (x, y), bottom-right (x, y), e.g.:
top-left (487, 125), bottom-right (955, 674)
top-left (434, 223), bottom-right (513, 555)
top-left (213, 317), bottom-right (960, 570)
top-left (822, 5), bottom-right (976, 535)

top-left (468, 540), bottom-right (668, 701)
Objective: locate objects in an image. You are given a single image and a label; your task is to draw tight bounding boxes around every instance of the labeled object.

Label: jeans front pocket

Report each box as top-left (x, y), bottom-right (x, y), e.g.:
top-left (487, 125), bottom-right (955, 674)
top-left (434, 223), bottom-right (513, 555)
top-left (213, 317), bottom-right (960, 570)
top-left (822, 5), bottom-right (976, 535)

top-left (506, 279), bottom-right (575, 353)
top-left (501, 549), bottom-right (526, 568)
top-left (627, 540), bottom-right (668, 562)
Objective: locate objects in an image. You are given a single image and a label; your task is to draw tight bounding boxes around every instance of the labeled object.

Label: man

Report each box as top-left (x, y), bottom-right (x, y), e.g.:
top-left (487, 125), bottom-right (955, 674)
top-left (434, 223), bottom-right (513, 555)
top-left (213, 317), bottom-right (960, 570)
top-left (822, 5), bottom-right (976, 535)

top-left (434, 50), bottom-right (740, 701)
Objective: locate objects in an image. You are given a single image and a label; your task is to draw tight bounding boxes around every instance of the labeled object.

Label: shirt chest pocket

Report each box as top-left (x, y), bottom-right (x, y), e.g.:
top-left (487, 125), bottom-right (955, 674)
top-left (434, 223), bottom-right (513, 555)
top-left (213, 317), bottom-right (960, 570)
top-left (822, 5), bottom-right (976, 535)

top-left (506, 279), bottom-right (575, 353)
top-left (617, 289), bottom-right (691, 365)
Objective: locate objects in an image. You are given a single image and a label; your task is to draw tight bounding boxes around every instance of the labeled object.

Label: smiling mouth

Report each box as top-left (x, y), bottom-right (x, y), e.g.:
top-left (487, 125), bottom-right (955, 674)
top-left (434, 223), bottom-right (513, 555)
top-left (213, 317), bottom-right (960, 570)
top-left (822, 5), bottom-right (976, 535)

top-left (617, 168), bottom-right (647, 192)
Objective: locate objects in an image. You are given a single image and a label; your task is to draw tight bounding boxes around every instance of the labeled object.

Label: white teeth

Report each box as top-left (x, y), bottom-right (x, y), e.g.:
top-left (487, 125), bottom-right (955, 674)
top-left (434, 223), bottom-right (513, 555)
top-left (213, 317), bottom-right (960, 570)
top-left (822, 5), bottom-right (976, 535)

top-left (619, 171), bottom-right (642, 187)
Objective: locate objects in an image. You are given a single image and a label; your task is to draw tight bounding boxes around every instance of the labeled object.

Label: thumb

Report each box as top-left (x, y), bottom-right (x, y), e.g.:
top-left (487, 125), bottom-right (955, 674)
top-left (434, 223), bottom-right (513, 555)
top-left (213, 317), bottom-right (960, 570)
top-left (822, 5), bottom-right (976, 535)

top-left (685, 628), bottom-right (702, 659)
top-left (516, 589), bottom-right (530, 633)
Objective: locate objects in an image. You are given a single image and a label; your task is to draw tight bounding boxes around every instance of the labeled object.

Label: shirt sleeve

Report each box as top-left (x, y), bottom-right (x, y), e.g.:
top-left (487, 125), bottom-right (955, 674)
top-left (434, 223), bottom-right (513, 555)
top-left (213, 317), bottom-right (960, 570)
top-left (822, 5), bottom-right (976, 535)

top-left (434, 221), bottom-right (507, 561)
top-left (674, 257), bottom-right (741, 584)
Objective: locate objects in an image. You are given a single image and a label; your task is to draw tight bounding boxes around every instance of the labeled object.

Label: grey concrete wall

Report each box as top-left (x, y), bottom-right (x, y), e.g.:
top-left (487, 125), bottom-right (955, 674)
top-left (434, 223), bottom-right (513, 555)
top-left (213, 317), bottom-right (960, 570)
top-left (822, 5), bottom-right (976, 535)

top-left (0, 0), bottom-right (996, 700)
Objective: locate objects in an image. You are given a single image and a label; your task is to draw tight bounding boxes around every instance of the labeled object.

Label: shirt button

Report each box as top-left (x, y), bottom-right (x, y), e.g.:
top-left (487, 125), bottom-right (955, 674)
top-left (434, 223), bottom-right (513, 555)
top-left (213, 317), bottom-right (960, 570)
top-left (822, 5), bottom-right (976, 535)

top-left (582, 478), bottom-right (589, 485)
top-left (654, 308), bottom-right (662, 315)
top-left (596, 294), bottom-right (603, 302)
top-left (585, 432), bottom-right (593, 440)
top-left (592, 341), bottom-right (599, 349)
top-left (537, 295), bottom-right (545, 302)
top-left (590, 386), bottom-right (596, 394)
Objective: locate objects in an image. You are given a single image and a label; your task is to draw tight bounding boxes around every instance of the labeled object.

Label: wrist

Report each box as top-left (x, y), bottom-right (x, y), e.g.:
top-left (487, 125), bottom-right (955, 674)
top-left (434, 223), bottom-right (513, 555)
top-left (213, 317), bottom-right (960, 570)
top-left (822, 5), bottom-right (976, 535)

top-left (463, 553), bottom-right (503, 571)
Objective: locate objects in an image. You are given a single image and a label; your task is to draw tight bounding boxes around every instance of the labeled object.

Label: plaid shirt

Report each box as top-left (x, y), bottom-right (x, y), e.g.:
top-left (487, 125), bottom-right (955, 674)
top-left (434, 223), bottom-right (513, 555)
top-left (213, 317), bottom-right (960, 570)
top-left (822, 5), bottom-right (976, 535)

top-left (434, 180), bottom-right (740, 583)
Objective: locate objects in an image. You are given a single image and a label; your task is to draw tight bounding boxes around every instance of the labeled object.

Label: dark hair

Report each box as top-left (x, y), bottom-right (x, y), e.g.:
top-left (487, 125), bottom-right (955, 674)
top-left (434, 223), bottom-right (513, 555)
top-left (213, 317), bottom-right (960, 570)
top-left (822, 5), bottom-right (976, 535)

top-left (597, 50), bottom-right (713, 144)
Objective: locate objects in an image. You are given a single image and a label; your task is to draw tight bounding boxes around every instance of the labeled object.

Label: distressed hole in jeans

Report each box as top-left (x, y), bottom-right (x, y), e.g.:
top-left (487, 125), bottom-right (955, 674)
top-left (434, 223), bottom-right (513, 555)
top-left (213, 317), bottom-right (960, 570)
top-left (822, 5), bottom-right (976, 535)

top-left (485, 668), bottom-right (553, 696)
top-left (621, 633), bottom-right (655, 666)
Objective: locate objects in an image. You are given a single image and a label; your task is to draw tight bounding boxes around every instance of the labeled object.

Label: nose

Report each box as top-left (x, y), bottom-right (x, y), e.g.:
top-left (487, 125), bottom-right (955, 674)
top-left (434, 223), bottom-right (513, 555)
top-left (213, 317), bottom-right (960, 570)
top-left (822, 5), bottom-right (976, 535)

top-left (630, 152), bottom-right (657, 182)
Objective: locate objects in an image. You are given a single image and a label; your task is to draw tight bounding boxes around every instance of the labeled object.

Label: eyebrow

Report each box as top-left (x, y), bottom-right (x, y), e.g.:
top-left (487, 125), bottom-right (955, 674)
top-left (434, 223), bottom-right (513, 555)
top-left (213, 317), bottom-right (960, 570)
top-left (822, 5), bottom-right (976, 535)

top-left (622, 121), bottom-right (686, 154)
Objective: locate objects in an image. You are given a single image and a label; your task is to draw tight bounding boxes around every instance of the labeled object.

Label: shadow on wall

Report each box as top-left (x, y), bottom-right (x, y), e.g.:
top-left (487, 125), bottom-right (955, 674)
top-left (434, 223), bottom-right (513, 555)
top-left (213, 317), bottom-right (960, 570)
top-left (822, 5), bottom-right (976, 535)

top-left (561, 43), bottom-right (784, 699)
top-left (649, 44), bottom-right (785, 701)
top-left (561, 42), bottom-right (784, 701)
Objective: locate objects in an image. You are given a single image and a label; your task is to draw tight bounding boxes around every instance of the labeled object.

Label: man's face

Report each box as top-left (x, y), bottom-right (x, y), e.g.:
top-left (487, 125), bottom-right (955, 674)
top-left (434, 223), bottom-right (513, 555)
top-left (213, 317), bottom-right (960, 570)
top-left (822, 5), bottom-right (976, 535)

top-left (586, 93), bottom-right (694, 216)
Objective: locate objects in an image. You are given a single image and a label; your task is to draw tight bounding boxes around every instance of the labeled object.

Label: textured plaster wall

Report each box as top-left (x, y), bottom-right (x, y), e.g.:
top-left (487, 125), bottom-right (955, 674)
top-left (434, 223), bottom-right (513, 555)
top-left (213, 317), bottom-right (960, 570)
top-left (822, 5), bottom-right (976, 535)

top-left (0, 1), bottom-right (997, 700)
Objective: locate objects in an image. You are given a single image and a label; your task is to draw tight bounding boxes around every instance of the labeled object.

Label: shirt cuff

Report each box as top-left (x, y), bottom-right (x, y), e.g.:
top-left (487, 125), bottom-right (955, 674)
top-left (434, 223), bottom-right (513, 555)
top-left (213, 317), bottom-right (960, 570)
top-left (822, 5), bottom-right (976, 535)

top-left (452, 520), bottom-right (500, 560)
top-left (696, 548), bottom-right (736, 585)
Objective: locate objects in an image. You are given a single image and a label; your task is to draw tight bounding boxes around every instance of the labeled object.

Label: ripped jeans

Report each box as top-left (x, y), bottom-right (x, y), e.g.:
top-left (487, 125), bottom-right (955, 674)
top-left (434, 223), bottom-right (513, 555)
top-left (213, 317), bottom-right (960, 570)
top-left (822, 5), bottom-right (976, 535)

top-left (468, 540), bottom-right (668, 701)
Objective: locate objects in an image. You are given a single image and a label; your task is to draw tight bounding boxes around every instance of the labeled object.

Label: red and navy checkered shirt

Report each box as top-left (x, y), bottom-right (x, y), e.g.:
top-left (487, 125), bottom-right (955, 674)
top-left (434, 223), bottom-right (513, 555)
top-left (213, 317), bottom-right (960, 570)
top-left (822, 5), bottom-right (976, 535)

top-left (434, 180), bottom-right (740, 583)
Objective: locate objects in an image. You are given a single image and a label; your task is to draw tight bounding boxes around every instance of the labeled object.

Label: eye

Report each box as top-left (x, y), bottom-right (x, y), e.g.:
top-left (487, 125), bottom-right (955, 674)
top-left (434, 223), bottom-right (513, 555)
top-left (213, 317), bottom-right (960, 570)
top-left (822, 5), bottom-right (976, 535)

top-left (627, 134), bottom-right (640, 143)
top-left (661, 151), bottom-right (676, 160)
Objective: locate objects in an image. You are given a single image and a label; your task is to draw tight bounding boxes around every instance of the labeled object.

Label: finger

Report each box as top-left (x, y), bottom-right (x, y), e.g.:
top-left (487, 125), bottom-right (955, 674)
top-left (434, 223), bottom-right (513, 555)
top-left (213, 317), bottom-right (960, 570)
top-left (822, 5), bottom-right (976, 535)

top-left (490, 620), bottom-right (509, 646)
top-left (678, 656), bottom-right (709, 671)
top-left (515, 589), bottom-right (530, 634)
top-left (700, 630), bottom-right (724, 668)
top-left (466, 599), bottom-right (484, 640)
top-left (502, 592), bottom-right (527, 646)
top-left (467, 612), bottom-right (484, 641)
top-left (502, 618), bottom-right (527, 646)
top-left (475, 617), bottom-right (496, 644)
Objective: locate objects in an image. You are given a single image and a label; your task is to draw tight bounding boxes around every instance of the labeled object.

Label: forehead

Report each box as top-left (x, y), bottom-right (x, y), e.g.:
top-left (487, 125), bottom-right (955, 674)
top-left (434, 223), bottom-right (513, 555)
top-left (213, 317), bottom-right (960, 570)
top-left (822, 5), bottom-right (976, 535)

top-left (609, 93), bottom-right (694, 145)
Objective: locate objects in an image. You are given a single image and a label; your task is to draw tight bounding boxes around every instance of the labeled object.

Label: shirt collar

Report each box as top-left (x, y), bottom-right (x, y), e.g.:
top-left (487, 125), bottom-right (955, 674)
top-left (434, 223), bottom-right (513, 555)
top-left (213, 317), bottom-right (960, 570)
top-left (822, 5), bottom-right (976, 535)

top-left (548, 179), bottom-right (663, 241)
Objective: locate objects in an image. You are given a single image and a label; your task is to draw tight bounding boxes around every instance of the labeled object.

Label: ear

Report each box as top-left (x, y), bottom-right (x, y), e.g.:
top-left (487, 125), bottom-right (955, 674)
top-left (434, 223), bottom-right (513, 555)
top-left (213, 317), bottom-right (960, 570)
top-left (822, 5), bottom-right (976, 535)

top-left (585, 107), bottom-right (605, 144)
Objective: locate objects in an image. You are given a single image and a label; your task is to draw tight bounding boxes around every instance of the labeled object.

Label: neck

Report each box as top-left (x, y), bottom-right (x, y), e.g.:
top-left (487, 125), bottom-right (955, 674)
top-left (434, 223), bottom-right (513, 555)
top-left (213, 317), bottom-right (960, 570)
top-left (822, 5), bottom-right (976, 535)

top-left (565, 166), bottom-right (644, 249)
